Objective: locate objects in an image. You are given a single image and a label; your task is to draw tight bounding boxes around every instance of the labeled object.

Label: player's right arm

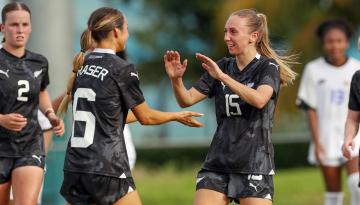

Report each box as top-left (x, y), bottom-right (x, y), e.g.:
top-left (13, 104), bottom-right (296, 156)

top-left (297, 63), bottom-right (324, 165)
top-left (131, 102), bottom-right (203, 127)
top-left (164, 51), bottom-right (207, 108)
top-left (307, 108), bottom-right (325, 164)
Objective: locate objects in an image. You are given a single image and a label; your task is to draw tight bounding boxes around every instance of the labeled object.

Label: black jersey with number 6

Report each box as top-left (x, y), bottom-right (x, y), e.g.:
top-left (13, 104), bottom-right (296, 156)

top-left (0, 48), bottom-right (49, 157)
top-left (349, 70), bottom-right (360, 111)
top-left (193, 54), bottom-right (280, 175)
top-left (64, 49), bottom-right (145, 179)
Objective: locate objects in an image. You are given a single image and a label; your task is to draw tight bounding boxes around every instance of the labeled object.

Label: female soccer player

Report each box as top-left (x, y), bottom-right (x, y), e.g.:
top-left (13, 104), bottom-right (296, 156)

top-left (58, 7), bottom-right (203, 205)
top-left (0, 2), bottom-right (64, 205)
top-left (164, 9), bottom-right (296, 205)
top-left (297, 18), bottom-right (360, 205)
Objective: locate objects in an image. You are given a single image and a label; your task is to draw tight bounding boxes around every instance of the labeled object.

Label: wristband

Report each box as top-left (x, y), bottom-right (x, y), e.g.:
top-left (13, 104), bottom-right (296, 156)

top-left (44, 108), bottom-right (55, 117)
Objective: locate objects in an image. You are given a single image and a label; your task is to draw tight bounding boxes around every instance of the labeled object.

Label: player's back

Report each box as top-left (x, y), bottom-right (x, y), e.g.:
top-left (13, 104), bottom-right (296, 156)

top-left (64, 49), bottom-right (142, 178)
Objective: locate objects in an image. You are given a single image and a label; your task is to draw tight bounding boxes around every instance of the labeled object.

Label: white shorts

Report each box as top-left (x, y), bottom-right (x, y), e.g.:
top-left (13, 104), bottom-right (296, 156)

top-left (38, 111), bottom-right (52, 131)
top-left (308, 139), bottom-right (360, 167)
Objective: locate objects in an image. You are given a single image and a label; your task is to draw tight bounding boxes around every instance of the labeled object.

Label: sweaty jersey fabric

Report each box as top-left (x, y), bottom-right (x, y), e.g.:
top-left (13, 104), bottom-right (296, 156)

top-left (297, 57), bottom-right (360, 162)
top-left (0, 48), bottom-right (49, 157)
top-left (349, 70), bottom-right (360, 111)
top-left (64, 48), bottom-right (145, 179)
top-left (193, 54), bottom-right (280, 174)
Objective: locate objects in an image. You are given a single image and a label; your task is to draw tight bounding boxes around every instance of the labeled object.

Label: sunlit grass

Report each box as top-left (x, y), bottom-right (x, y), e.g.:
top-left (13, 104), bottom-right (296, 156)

top-left (133, 165), bottom-right (350, 205)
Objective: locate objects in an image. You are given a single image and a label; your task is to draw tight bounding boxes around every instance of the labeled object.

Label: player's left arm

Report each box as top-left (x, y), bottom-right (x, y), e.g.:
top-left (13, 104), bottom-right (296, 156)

top-left (39, 90), bottom-right (64, 136)
top-left (196, 53), bottom-right (274, 109)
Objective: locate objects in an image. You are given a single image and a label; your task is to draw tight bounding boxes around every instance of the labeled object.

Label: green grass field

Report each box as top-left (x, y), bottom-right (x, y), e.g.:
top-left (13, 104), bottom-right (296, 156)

top-left (133, 165), bottom-right (350, 205)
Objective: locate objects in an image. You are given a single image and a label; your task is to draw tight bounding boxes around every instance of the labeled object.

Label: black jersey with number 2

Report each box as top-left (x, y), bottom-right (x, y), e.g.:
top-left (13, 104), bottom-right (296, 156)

top-left (193, 54), bottom-right (280, 175)
top-left (0, 48), bottom-right (49, 157)
top-left (64, 49), bottom-right (145, 179)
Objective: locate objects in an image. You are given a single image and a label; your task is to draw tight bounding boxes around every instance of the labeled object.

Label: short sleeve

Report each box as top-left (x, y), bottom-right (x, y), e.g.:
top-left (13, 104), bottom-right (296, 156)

top-left (193, 72), bottom-right (215, 98)
top-left (349, 71), bottom-right (360, 111)
top-left (40, 58), bottom-right (50, 91)
top-left (192, 58), bottom-right (227, 98)
top-left (258, 59), bottom-right (280, 97)
top-left (296, 63), bottom-right (317, 110)
top-left (117, 64), bottom-right (145, 110)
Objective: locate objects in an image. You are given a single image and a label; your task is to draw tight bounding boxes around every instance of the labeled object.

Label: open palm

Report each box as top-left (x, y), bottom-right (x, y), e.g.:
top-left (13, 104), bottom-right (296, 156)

top-left (164, 50), bottom-right (188, 79)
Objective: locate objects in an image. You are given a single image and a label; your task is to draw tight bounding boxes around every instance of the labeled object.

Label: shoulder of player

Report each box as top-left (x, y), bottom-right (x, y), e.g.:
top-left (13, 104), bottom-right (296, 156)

top-left (352, 70), bottom-right (360, 82)
top-left (110, 56), bottom-right (137, 74)
top-left (347, 57), bottom-right (360, 68)
top-left (301, 57), bottom-right (324, 77)
top-left (258, 56), bottom-right (280, 73)
top-left (25, 50), bottom-right (48, 64)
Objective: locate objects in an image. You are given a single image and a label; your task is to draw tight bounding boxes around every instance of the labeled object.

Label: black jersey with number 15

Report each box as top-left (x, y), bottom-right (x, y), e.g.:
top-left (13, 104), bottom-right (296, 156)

top-left (64, 50), bottom-right (145, 179)
top-left (193, 54), bottom-right (280, 175)
top-left (0, 48), bottom-right (49, 157)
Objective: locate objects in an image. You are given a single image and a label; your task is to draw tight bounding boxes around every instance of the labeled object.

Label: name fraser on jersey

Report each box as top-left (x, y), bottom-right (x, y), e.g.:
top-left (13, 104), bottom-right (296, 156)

top-left (77, 65), bottom-right (109, 81)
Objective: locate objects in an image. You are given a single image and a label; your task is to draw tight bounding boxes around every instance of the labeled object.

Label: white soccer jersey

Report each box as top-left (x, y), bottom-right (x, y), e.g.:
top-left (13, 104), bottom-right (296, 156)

top-left (297, 57), bottom-right (360, 164)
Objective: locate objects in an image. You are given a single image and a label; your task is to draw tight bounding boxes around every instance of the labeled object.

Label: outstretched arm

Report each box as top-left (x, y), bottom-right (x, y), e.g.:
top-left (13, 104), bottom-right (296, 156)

top-left (131, 101), bottom-right (203, 127)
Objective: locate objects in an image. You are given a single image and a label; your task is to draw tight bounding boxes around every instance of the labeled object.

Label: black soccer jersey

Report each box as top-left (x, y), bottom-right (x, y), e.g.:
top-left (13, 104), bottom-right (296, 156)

top-left (349, 70), bottom-right (360, 111)
top-left (0, 48), bottom-right (49, 157)
top-left (64, 49), bottom-right (145, 179)
top-left (193, 54), bottom-right (280, 175)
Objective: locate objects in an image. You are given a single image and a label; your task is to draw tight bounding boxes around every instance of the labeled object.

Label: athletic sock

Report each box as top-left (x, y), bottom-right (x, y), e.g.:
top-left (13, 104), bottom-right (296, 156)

top-left (348, 172), bottom-right (360, 205)
top-left (325, 192), bottom-right (343, 205)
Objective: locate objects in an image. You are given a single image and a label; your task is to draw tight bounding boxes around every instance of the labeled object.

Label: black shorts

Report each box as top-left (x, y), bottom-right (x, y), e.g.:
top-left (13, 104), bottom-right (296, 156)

top-left (0, 155), bottom-right (45, 184)
top-left (60, 171), bottom-right (136, 205)
top-left (196, 169), bottom-right (274, 204)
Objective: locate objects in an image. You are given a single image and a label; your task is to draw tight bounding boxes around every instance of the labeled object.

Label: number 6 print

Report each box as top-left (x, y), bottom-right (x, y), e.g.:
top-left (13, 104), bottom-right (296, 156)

top-left (71, 88), bottom-right (96, 148)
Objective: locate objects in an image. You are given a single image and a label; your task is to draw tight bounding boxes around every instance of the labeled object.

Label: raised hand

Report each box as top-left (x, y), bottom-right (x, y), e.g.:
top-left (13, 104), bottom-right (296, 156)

top-left (164, 50), bottom-right (188, 79)
top-left (195, 53), bottom-right (224, 80)
top-left (0, 113), bottom-right (27, 132)
top-left (47, 112), bottom-right (65, 136)
top-left (175, 111), bottom-right (204, 127)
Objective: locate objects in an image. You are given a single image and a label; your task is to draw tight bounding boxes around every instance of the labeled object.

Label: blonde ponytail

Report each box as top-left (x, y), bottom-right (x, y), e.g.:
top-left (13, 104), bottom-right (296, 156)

top-left (231, 9), bottom-right (297, 86)
top-left (57, 29), bottom-right (93, 118)
top-left (256, 13), bottom-right (297, 86)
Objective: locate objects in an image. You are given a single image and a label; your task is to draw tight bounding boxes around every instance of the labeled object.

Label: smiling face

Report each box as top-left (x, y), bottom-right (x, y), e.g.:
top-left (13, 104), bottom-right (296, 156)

top-left (1, 10), bottom-right (31, 49)
top-left (322, 28), bottom-right (349, 60)
top-left (224, 15), bottom-right (258, 56)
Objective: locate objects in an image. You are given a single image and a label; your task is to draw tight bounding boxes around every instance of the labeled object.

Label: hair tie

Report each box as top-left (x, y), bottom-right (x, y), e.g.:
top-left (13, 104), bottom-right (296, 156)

top-left (80, 49), bottom-right (86, 53)
top-left (72, 69), bottom-right (78, 74)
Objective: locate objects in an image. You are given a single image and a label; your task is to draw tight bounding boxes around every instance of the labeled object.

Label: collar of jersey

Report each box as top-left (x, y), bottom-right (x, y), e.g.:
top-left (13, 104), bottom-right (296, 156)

top-left (93, 48), bottom-right (116, 55)
top-left (233, 53), bottom-right (261, 74)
